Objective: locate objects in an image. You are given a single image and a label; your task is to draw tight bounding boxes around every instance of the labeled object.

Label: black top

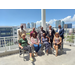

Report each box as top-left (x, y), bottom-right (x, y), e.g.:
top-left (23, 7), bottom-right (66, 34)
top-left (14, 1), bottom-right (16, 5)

top-left (47, 28), bottom-right (55, 40)
top-left (38, 30), bottom-right (46, 39)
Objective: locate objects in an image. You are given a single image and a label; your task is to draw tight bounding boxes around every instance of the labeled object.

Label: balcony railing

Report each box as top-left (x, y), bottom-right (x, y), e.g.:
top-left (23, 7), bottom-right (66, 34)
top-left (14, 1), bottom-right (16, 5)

top-left (0, 31), bottom-right (75, 53)
top-left (0, 36), bottom-right (18, 53)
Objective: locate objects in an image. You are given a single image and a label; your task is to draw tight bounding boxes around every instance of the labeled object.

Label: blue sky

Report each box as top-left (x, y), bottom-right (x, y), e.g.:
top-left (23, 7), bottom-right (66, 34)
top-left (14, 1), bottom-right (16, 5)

top-left (0, 9), bottom-right (75, 28)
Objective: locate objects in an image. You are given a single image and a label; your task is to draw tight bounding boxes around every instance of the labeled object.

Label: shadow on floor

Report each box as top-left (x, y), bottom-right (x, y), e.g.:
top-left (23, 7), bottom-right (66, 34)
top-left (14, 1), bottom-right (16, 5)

top-left (57, 48), bottom-right (71, 56)
top-left (23, 54), bottom-right (36, 65)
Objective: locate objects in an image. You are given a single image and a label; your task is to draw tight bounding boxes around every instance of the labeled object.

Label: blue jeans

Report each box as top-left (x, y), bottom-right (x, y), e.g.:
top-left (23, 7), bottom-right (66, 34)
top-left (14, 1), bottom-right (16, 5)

top-left (33, 44), bottom-right (41, 52)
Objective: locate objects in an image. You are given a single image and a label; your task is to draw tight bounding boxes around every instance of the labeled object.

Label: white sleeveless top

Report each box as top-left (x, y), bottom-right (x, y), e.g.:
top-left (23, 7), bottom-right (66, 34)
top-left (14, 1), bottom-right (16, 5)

top-left (33, 38), bottom-right (38, 43)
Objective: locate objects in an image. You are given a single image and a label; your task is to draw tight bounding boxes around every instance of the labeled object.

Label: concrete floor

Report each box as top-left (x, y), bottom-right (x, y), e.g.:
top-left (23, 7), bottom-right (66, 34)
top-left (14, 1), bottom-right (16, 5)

top-left (0, 45), bottom-right (75, 65)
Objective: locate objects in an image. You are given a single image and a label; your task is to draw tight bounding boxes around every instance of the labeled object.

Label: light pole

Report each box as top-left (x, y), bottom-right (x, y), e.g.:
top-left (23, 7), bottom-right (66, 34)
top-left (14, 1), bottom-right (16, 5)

top-left (41, 9), bottom-right (46, 31)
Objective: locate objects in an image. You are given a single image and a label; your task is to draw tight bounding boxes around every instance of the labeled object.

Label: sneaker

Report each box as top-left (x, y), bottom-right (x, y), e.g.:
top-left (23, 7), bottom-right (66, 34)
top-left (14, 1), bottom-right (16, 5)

top-left (30, 57), bottom-right (33, 61)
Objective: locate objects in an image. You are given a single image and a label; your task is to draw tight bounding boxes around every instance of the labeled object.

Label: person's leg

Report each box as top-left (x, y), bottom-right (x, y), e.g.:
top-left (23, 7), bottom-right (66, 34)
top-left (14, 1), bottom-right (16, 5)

top-left (34, 44), bottom-right (39, 52)
top-left (50, 39), bottom-right (52, 48)
top-left (40, 38), bottom-right (41, 43)
top-left (55, 45), bottom-right (58, 56)
top-left (38, 44), bottom-right (41, 51)
top-left (62, 39), bottom-right (63, 49)
top-left (24, 45), bottom-right (33, 61)
top-left (54, 45), bottom-right (56, 50)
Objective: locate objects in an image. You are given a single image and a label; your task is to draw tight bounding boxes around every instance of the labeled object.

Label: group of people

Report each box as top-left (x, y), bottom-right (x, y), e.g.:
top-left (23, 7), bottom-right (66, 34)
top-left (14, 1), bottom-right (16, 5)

top-left (17, 24), bottom-right (64, 61)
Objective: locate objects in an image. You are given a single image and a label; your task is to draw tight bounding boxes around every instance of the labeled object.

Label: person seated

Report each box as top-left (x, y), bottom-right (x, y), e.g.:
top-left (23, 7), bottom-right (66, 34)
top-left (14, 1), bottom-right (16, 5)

top-left (31, 32), bottom-right (41, 56)
top-left (53, 32), bottom-right (62, 57)
top-left (41, 33), bottom-right (51, 55)
top-left (19, 33), bottom-right (33, 61)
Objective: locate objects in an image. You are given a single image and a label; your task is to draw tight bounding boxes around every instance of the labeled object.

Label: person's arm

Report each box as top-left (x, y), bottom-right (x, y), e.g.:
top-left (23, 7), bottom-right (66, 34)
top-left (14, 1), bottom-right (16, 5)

top-left (37, 37), bottom-right (40, 43)
top-left (49, 37), bottom-right (50, 43)
top-left (31, 37), bottom-right (38, 44)
top-left (19, 43), bottom-right (23, 49)
top-left (60, 29), bottom-right (64, 37)
top-left (17, 29), bottom-right (21, 40)
top-left (41, 37), bottom-right (43, 44)
top-left (19, 39), bottom-right (23, 49)
top-left (53, 29), bottom-right (55, 34)
top-left (53, 37), bottom-right (55, 44)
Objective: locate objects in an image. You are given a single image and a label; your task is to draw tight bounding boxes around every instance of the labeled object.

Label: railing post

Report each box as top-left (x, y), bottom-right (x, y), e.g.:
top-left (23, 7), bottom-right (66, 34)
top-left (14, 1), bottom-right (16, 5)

top-left (4, 37), bottom-right (7, 52)
top-left (74, 33), bottom-right (75, 45)
top-left (9, 39), bottom-right (10, 50)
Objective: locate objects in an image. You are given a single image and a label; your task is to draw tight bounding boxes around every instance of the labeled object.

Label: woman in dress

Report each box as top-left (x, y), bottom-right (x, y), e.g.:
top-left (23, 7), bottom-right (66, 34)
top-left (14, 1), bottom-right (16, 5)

top-left (53, 32), bottom-right (62, 56)
top-left (41, 33), bottom-right (50, 55)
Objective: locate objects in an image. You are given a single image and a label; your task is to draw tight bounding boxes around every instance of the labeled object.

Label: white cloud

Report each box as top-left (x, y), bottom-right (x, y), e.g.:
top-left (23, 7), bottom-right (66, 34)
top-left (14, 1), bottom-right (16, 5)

top-left (61, 14), bottom-right (75, 22)
top-left (46, 19), bottom-right (56, 24)
top-left (36, 14), bottom-right (75, 26)
top-left (36, 20), bottom-right (42, 25)
top-left (73, 24), bottom-right (75, 26)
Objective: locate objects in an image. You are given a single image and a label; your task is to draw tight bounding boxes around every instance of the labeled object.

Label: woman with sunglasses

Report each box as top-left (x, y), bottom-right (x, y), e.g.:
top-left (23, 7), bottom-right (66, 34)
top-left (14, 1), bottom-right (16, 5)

top-left (31, 32), bottom-right (41, 56)
top-left (19, 33), bottom-right (33, 61)
top-left (53, 32), bottom-right (62, 56)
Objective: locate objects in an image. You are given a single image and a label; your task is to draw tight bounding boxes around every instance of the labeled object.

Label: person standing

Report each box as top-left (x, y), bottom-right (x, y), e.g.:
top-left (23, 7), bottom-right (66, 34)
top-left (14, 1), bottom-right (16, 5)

top-left (17, 24), bottom-right (26, 41)
top-left (30, 28), bottom-right (37, 39)
top-left (47, 25), bottom-right (55, 49)
top-left (38, 27), bottom-right (46, 42)
top-left (56, 25), bottom-right (64, 49)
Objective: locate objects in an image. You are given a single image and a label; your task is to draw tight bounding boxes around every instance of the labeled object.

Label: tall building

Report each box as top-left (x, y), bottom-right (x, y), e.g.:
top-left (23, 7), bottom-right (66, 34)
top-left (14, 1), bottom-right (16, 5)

top-left (31, 22), bottom-right (34, 29)
top-left (61, 21), bottom-right (65, 28)
top-left (55, 20), bottom-right (61, 28)
top-left (40, 22), bottom-right (42, 26)
top-left (34, 23), bottom-right (36, 28)
top-left (27, 23), bottom-right (30, 28)
top-left (0, 26), bottom-right (18, 47)
top-left (67, 23), bottom-right (72, 28)
top-left (64, 24), bottom-right (67, 28)
top-left (0, 26), bottom-right (13, 37)
top-left (64, 23), bottom-right (72, 28)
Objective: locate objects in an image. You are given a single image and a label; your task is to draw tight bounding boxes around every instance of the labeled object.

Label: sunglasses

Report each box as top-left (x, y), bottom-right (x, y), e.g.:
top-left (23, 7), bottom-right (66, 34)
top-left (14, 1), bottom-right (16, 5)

top-left (23, 36), bottom-right (25, 37)
top-left (56, 34), bottom-right (59, 35)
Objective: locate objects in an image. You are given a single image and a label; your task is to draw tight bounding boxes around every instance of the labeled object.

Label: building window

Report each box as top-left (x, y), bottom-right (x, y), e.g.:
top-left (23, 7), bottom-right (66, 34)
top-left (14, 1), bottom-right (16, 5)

top-left (1, 33), bottom-right (5, 35)
top-left (14, 32), bottom-right (17, 34)
top-left (14, 29), bottom-right (17, 31)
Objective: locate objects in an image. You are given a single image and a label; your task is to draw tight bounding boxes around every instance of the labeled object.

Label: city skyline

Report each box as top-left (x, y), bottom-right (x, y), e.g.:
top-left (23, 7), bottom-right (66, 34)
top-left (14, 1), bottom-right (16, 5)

top-left (0, 9), bottom-right (75, 28)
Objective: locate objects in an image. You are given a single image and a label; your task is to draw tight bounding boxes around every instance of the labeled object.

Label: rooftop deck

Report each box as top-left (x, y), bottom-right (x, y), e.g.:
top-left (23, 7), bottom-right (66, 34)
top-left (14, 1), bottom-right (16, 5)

top-left (0, 45), bottom-right (75, 65)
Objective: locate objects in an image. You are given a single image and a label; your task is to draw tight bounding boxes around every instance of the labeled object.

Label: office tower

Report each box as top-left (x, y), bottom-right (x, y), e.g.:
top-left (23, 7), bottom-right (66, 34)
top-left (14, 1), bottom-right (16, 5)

top-left (64, 24), bottom-right (68, 28)
top-left (31, 22), bottom-right (34, 29)
top-left (40, 22), bottom-right (42, 27)
top-left (64, 23), bottom-right (72, 28)
top-left (55, 20), bottom-right (61, 28)
top-left (61, 21), bottom-right (65, 28)
top-left (27, 23), bottom-right (30, 28)
top-left (34, 23), bottom-right (36, 28)
top-left (67, 23), bottom-right (72, 28)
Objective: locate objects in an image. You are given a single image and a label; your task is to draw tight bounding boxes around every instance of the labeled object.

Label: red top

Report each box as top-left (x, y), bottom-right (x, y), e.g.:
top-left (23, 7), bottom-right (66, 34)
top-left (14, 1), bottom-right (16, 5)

top-left (30, 31), bottom-right (37, 37)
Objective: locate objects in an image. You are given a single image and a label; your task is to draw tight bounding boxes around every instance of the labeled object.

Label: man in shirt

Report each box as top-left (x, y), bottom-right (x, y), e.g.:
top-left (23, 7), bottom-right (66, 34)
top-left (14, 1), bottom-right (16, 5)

top-left (17, 24), bottom-right (26, 41)
top-left (38, 27), bottom-right (46, 42)
top-left (30, 28), bottom-right (37, 39)
top-left (56, 25), bottom-right (64, 49)
top-left (47, 25), bottom-right (55, 48)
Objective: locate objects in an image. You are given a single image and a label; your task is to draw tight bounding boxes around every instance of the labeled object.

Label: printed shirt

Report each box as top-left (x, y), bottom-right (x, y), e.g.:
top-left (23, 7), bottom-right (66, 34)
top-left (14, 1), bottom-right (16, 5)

top-left (19, 38), bottom-right (28, 47)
